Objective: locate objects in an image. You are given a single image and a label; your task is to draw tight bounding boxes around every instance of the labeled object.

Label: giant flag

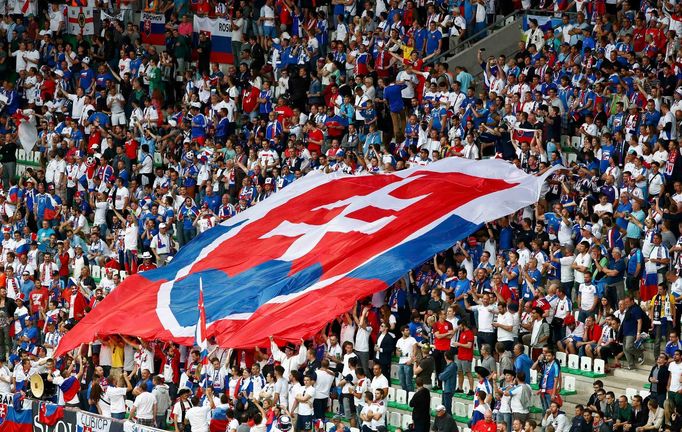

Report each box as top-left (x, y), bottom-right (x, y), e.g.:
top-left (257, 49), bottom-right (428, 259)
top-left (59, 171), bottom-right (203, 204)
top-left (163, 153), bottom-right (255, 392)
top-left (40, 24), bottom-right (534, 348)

top-left (193, 15), bottom-right (233, 64)
top-left (55, 159), bottom-right (555, 356)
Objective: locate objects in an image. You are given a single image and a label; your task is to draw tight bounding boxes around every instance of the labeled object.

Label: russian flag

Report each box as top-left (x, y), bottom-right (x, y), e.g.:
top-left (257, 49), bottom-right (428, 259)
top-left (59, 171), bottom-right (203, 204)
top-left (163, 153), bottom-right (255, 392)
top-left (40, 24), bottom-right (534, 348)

top-left (140, 12), bottom-right (166, 46)
top-left (512, 127), bottom-right (536, 144)
top-left (60, 376), bottom-right (81, 403)
top-left (193, 15), bottom-right (233, 64)
top-left (15, 244), bottom-right (28, 256)
top-left (38, 403), bottom-right (64, 426)
top-left (43, 195), bottom-right (58, 221)
top-left (0, 405), bottom-right (31, 432)
top-left (210, 407), bottom-right (229, 432)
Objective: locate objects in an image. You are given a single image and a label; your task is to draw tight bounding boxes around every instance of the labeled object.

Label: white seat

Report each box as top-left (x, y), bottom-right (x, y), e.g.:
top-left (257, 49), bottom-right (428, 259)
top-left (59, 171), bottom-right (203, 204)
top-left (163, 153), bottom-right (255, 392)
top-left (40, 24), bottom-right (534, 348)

top-left (580, 356), bottom-right (593, 373)
top-left (120, 270), bottom-right (128, 280)
top-left (331, 399), bottom-right (340, 414)
top-left (165, 408), bottom-right (172, 424)
top-left (523, 345), bottom-right (530, 356)
top-left (431, 372), bottom-right (437, 387)
top-left (125, 400), bottom-right (133, 413)
top-left (408, 391), bottom-right (415, 404)
top-left (454, 402), bottom-right (466, 418)
top-left (625, 388), bottom-right (638, 402)
top-left (462, 378), bottom-right (471, 393)
top-left (389, 412), bottom-right (401, 427)
top-left (574, 310), bottom-right (580, 320)
top-left (350, 428), bottom-right (360, 432)
top-left (566, 153), bottom-right (578, 165)
top-left (467, 403), bottom-right (474, 417)
top-left (154, 152), bottom-right (163, 166)
top-left (390, 364), bottom-right (399, 380)
top-left (463, 429), bottom-right (472, 432)
top-left (430, 395), bottom-right (442, 412)
top-left (92, 265), bottom-right (101, 279)
top-left (396, 389), bottom-right (407, 405)
top-left (560, 135), bottom-right (570, 147)
top-left (564, 376), bottom-right (576, 392)
top-left (593, 359), bottom-right (606, 375)
top-left (571, 136), bottom-right (581, 149)
top-left (567, 354), bottom-right (579, 370)
top-left (326, 422), bottom-right (334, 432)
top-left (640, 390), bottom-right (651, 399)
top-left (32, 151), bottom-right (41, 162)
top-left (387, 387), bottom-right (396, 402)
top-left (17, 149), bottom-right (25, 161)
top-left (401, 414), bottom-right (412, 430)
top-left (530, 369), bottom-right (538, 385)
top-left (555, 352), bottom-right (567, 367)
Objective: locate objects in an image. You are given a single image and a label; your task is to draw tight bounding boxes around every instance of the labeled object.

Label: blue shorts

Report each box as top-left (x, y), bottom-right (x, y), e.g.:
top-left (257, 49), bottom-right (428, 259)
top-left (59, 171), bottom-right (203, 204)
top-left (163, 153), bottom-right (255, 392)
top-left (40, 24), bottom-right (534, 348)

top-left (263, 25), bottom-right (275, 37)
top-left (297, 414), bottom-right (313, 431)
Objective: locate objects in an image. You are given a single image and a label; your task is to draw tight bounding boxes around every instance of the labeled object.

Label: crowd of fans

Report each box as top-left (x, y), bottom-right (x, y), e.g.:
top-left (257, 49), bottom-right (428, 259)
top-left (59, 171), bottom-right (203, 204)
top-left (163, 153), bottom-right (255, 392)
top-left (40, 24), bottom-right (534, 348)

top-left (3, 0), bottom-right (682, 431)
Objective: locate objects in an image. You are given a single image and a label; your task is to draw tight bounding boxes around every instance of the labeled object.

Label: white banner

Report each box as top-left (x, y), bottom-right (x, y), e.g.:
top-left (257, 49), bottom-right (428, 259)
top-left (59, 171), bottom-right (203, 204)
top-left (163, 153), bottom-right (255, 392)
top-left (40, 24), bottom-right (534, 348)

top-left (67, 7), bottom-right (95, 36)
top-left (76, 410), bottom-right (112, 432)
top-left (0, 393), bottom-right (14, 426)
top-left (123, 420), bottom-right (166, 432)
top-left (100, 10), bottom-right (125, 22)
top-left (17, 117), bottom-right (37, 155)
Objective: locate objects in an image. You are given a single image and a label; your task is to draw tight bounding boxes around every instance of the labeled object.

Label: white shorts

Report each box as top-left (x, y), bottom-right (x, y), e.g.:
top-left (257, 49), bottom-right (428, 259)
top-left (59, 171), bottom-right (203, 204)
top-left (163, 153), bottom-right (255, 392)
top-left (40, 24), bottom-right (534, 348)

top-left (111, 112), bottom-right (127, 126)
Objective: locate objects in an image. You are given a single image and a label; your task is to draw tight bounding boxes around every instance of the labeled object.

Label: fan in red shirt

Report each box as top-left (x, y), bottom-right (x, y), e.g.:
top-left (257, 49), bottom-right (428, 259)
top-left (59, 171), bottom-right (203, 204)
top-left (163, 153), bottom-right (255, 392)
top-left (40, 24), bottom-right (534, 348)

top-left (124, 130), bottom-right (139, 162)
top-left (472, 411), bottom-right (496, 432)
top-left (160, 343), bottom-right (182, 386)
top-left (139, 252), bottom-right (158, 272)
top-left (62, 280), bottom-right (89, 320)
top-left (432, 310), bottom-right (454, 386)
top-left (28, 284), bottom-right (49, 316)
top-left (305, 122), bottom-right (324, 154)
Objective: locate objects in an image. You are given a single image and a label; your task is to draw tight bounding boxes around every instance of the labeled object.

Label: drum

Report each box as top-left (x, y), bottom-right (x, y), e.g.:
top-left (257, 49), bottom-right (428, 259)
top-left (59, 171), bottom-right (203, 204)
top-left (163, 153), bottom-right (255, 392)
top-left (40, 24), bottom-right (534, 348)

top-left (28, 373), bottom-right (57, 400)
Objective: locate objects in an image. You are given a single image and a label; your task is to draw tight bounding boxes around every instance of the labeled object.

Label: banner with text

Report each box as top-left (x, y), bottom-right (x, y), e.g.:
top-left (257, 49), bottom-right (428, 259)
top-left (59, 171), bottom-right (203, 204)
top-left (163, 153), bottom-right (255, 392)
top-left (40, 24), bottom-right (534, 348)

top-left (140, 12), bottom-right (166, 46)
top-left (193, 15), bottom-right (234, 64)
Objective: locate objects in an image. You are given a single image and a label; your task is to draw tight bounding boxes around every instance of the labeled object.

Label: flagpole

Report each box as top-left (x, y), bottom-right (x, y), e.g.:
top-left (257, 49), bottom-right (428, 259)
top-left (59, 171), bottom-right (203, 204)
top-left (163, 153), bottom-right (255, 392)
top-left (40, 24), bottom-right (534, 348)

top-left (201, 278), bottom-right (207, 397)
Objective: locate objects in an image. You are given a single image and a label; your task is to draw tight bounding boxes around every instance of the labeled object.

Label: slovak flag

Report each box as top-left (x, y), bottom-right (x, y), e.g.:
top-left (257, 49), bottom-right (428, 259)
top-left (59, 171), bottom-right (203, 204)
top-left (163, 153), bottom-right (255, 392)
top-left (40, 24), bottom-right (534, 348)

top-left (512, 127), bottom-right (536, 144)
top-left (196, 278), bottom-right (208, 365)
top-left (59, 376), bottom-right (81, 403)
top-left (38, 403), bottom-right (64, 426)
top-left (0, 404), bottom-right (31, 432)
top-left (54, 159), bottom-right (556, 354)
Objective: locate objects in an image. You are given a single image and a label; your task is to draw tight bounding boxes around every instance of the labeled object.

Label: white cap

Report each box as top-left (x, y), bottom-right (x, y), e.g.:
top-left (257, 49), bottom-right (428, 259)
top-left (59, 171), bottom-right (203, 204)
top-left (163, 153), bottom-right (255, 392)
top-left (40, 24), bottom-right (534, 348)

top-left (191, 102), bottom-right (201, 109)
top-left (281, 32), bottom-right (291, 40)
top-left (82, 57), bottom-right (90, 64)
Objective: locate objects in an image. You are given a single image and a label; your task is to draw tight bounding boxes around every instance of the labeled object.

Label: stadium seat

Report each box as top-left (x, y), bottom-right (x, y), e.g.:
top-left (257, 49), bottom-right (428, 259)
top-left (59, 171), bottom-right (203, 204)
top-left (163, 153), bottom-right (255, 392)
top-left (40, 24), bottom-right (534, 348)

top-left (120, 270), bottom-right (128, 280)
top-left (555, 352), bottom-right (567, 367)
top-left (454, 402), bottom-right (466, 418)
top-left (462, 378), bottom-right (471, 394)
top-left (165, 409), bottom-right (172, 424)
top-left (567, 354), bottom-right (579, 370)
top-left (580, 356), bottom-right (592, 373)
top-left (32, 151), bottom-right (41, 162)
top-left (125, 400), bottom-right (133, 413)
top-left (390, 364), bottom-right (398, 380)
top-left (430, 395), bottom-right (442, 412)
top-left (408, 391), bottom-right (415, 404)
top-left (593, 359), bottom-right (605, 375)
top-left (92, 265), bottom-right (101, 280)
top-left (154, 152), bottom-right (163, 166)
top-left (574, 311), bottom-right (579, 320)
top-left (530, 369), bottom-right (538, 385)
top-left (396, 389), bottom-right (407, 405)
top-left (389, 412), bottom-right (401, 427)
top-left (570, 136), bottom-right (581, 149)
top-left (523, 345), bottom-right (530, 356)
top-left (566, 153), bottom-right (578, 165)
top-left (401, 414), bottom-right (412, 429)
top-left (564, 376), bottom-right (576, 392)
top-left (639, 390), bottom-right (650, 399)
top-left (326, 422), bottom-right (334, 432)
top-left (350, 428), bottom-right (360, 432)
top-left (625, 388), bottom-right (638, 401)
top-left (431, 372), bottom-right (437, 387)
top-left (387, 387), bottom-right (396, 402)
top-left (560, 135), bottom-right (570, 148)
top-left (463, 428), bottom-right (472, 432)
top-left (467, 403), bottom-right (474, 417)
top-left (331, 400), bottom-right (339, 414)
top-left (17, 149), bottom-right (25, 162)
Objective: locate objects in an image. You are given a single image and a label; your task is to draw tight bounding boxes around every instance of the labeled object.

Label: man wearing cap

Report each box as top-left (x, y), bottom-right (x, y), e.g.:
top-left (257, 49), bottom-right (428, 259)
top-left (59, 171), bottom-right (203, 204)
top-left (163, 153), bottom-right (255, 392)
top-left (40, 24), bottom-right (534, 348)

top-left (270, 335), bottom-right (307, 380)
top-left (433, 404), bottom-right (458, 432)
